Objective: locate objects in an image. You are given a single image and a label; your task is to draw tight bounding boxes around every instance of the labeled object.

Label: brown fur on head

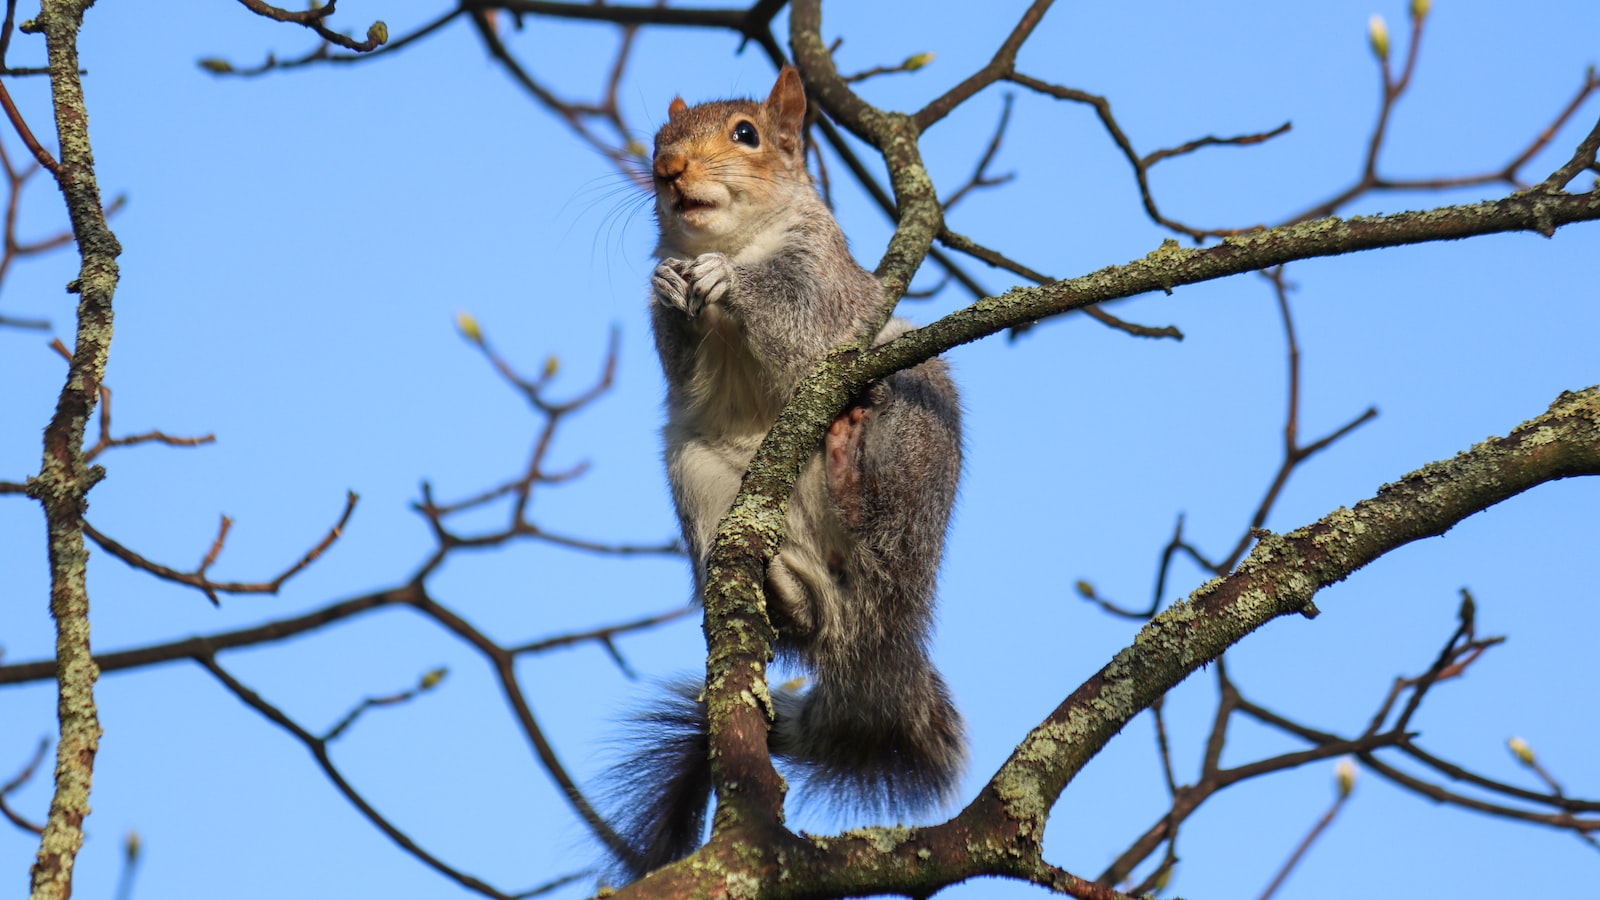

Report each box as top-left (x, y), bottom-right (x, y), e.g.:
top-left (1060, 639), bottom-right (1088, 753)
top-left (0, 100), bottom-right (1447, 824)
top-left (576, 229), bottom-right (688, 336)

top-left (651, 68), bottom-right (814, 260)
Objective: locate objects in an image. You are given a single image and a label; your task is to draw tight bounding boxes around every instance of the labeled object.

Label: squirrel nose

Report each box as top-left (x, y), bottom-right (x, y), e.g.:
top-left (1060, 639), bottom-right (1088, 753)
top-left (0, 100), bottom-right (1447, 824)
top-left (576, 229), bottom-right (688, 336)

top-left (654, 153), bottom-right (686, 183)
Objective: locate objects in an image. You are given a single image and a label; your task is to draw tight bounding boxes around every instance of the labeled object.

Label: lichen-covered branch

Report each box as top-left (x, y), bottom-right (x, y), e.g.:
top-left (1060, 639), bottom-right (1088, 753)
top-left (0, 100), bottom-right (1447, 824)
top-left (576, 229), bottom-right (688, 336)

top-left (671, 2), bottom-right (1600, 890)
top-left (789, 0), bottom-right (942, 321)
top-left (627, 387), bottom-right (1598, 897)
top-left (20, 1), bottom-right (122, 897)
top-left (982, 387), bottom-right (1600, 838)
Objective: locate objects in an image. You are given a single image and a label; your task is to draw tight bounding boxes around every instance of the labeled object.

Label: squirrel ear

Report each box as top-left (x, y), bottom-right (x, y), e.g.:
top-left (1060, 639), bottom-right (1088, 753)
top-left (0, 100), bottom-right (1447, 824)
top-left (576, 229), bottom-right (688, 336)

top-left (668, 97), bottom-right (688, 120)
top-left (766, 67), bottom-right (807, 152)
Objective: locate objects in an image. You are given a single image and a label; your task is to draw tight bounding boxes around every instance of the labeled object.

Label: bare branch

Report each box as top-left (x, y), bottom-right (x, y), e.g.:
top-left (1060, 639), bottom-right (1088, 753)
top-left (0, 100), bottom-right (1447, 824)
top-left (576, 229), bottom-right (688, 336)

top-left (0, 586), bottom-right (414, 686)
top-left (1256, 783), bottom-right (1351, 900)
top-left (25, 2), bottom-right (122, 893)
top-left (83, 491), bottom-right (359, 606)
top-left (508, 606), bottom-right (693, 658)
top-left (0, 311), bottom-right (47, 329)
top-left (938, 229), bottom-right (1184, 340)
top-left (0, 77), bottom-right (56, 173)
top-left (233, 0), bottom-right (390, 54)
top-left (913, 0), bottom-right (1055, 130)
top-left (0, 738), bottom-right (47, 835)
top-left (196, 653), bottom-right (518, 899)
top-left (203, 9), bottom-right (462, 77)
top-left (321, 668), bottom-right (448, 742)
top-left (1141, 122), bottom-right (1292, 167)
top-left (45, 338), bottom-right (216, 462)
top-left (986, 388), bottom-right (1600, 873)
top-left (942, 93), bottom-right (1017, 212)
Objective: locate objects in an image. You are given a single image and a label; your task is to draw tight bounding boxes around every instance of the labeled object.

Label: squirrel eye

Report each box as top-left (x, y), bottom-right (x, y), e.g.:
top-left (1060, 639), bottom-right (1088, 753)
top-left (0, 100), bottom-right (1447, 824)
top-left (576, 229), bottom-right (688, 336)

top-left (731, 121), bottom-right (760, 147)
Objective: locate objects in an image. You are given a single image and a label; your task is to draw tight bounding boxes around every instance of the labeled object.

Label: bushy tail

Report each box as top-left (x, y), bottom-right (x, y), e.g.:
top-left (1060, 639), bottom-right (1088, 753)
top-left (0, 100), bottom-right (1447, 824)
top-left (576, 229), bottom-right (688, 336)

top-left (771, 652), bottom-right (966, 816)
top-left (601, 680), bottom-right (712, 883)
top-left (601, 661), bottom-right (964, 882)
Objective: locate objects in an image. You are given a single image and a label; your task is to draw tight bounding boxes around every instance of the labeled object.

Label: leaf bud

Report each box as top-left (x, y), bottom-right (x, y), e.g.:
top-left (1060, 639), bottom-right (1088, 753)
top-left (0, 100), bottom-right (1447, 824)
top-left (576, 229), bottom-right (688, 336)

top-left (1368, 14), bottom-right (1391, 62)
top-left (455, 310), bottom-right (484, 345)
top-left (1335, 758), bottom-right (1357, 798)
top-left (419, 667), bottom-right (448, 691)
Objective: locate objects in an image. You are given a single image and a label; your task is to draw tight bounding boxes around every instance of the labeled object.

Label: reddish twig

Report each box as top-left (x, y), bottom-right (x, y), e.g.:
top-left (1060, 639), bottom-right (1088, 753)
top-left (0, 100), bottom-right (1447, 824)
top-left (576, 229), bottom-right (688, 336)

top-left (45, 339), bottom-right (216, 460)
top-left (0, 77), bottom-right (56, 173)
top-left (83, 491), bottom-right (358, 606)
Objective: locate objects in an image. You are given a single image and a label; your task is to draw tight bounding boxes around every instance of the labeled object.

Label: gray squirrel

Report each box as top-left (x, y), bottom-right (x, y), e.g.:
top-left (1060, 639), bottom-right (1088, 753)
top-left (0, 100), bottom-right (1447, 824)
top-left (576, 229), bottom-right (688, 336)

top-left (606, 67), bottom-right (964, 880)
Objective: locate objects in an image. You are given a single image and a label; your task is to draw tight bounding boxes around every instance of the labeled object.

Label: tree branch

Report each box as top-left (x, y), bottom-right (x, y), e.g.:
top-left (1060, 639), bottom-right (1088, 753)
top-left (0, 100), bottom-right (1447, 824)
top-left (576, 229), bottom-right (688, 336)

top-left (23, 2), bottom-right (122, 895)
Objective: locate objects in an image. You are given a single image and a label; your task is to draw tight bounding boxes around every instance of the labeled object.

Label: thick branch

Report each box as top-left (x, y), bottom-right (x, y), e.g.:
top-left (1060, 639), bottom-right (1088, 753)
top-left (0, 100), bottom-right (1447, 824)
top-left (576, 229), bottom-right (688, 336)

top-left (790, 0), bottom-right (941, 315)
top-left (23, 1), bottom-right (122, 897)
top-left (677, 7), bottom-right (1600, 883)
top-left (978, 387), bottom-right (1600, 833)
top-left (633, 382), bottom-right (1597, 899)
top-left (870, 188), bottom-right (1600, 381)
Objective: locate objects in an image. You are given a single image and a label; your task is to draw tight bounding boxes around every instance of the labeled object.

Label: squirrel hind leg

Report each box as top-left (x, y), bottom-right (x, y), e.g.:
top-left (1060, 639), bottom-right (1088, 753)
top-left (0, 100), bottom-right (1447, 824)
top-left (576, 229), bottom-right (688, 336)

top-left (599, 680), bottom-right (713, 881)
top-left (825, 404), bottom-right (871, 528)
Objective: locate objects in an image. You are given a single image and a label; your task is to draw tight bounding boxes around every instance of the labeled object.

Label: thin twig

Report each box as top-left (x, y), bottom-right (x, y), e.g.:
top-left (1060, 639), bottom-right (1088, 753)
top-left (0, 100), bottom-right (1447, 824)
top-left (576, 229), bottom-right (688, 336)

top-left (83, 491), bottom-right (358, 606)
top-left (207, 8), bottom-right (460, 76)
top-left (1256, 791), bottom-right (1349, 900)
top-left (0, 738), bottom-right (48, 834)
top-left (233, 0), bottom-right (388, 53)
top-left (0, 78), bottom-right (55, 173)
top-left (196, 653), bottom-right (516, 899)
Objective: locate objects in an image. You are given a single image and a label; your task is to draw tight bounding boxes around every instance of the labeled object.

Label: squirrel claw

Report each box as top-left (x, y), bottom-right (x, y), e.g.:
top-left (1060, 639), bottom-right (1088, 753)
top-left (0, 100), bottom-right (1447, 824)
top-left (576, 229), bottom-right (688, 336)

top-left (684, 252), bottom-right (734, 309)
top-left (651, 259), bottom-right (698, 316)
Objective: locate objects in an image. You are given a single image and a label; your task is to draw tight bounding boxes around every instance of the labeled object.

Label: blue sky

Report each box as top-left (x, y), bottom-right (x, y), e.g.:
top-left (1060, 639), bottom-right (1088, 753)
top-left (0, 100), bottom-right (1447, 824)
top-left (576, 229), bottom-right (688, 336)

top-left (2, 2), bottom-right (1596, 898)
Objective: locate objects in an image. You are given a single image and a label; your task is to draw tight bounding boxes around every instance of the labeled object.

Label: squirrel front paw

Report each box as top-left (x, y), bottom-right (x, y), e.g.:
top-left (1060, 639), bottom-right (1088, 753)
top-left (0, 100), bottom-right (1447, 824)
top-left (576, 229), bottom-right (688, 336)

top-left (651, 259), bottom-right (697, 316)
top-left (683, 252), bottom-right (734, 309)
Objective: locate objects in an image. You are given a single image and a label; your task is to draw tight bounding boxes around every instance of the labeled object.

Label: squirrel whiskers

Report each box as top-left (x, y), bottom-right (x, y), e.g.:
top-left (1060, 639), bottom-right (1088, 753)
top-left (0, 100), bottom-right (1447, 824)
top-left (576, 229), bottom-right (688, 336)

top-left (603, 67), bottom-right (965, 881)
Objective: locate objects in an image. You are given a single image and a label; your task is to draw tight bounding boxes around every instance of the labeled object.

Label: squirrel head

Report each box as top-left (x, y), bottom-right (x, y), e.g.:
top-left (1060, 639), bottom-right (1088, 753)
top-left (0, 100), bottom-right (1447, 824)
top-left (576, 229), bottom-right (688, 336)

top-left (652, 67), bottom-right (813, 259)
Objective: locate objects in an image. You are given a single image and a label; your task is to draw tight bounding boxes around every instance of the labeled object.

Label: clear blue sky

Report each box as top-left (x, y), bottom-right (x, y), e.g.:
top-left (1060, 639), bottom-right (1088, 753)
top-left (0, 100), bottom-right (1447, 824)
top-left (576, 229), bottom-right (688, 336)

top-left (2, 2), bottom-right (1596, 898)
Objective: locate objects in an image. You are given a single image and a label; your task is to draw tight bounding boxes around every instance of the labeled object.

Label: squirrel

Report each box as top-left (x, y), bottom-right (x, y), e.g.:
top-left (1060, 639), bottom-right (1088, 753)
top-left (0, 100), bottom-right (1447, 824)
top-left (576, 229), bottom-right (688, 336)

top-left (605, 67), bottom-right (965, 880)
